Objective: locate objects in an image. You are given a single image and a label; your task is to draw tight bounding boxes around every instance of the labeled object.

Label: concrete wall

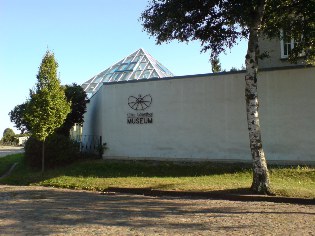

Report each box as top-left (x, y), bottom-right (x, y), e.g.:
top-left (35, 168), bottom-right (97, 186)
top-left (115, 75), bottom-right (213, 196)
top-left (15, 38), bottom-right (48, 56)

top-left (259, 67), bottom-right (315, 163)
top-left (82, 66), bottom-right (315, 164)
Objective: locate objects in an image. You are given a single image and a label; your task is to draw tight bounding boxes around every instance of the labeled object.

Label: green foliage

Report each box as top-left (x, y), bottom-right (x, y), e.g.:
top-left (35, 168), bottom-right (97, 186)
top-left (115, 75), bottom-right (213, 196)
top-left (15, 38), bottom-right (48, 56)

top-left (262, 0), bottom-right (315, 64)
top-left (10, 84), bottom-right (87, 137)
top-left (1, 128), bottom-right (16, 144)
top-left (141, 0), bottom-right (314, 62)
top-left (24, 134), bottom-right (80, 169)
top-left (141, 0), bottom-right (245, 59)
top-left (3, 128), bottom-right (15, 139)
top-left (56, 83), bottom-right (89, 136)
top-left (25, 50), bottom-right (71, 142)
top-left (210, 57), bottom-right (222, 73)
top-left (9, 103), bottom-right (30, 134)
top-left (97, 142), bottom-right (107, 159)
top-left (229, 65), bottom-right (246, 72)
top-left (0, 153), bottom-right (23, 176)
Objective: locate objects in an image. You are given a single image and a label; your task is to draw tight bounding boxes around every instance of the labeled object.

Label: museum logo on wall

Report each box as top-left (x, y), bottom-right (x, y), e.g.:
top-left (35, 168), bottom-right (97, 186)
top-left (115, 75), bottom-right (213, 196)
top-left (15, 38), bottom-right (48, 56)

top-left (127, 94), bottom-right (153, 124)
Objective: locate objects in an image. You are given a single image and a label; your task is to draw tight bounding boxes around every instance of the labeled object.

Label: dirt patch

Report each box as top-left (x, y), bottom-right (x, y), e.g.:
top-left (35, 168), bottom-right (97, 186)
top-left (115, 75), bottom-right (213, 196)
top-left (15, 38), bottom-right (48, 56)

top-left (0, 185), bottom-right (314, 235)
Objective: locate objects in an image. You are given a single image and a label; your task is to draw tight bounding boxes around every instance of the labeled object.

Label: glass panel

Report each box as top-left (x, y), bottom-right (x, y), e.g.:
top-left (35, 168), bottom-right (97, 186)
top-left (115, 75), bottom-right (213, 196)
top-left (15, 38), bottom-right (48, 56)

top-left (81, 84), bottom-right (88, 90)
top-left (124, 56), bottom-right (133, 63)
top-left (141, 70), bottom-right (152, 79)
top-left (128, 72), bottom-right (136, 80)
top-left (146, 62), bottom-right (154, 69)
top-left (126, 62), bottom-right (136, 70)
top-left (103, 74), bottom-right (112, 82)
top-left (287, 43), bottom-right (291, 54)
top-left (119, 72), bottom-right (131, 81)
top-left (109, 65), bottom-right (119, 73)
top-left (111, 73), bottom-right (122, 81)
top-left (81, 49), bottom-right (174, 95)
top-left (150, 71), bottom-right (159, 78)
top-left (93, 75), bottom-right (103, 83)
top-left (107, 74), bottom-right (116, 82)
top-left (133, 71), bottom-right (142, 80)
top-left (132, 55), bottom-right (142, 62)
top-left (284, 43), bottom-right (288, 56)
top-left (118, 72), bottom-right (125, 81)
top-left (87, 83), bottom-right (98, 91)
top-left (93, 83), bottom-right (101, 91)
top-left (86, 92), bottom-right (93, 99)
top-left (117, 63), bottom-right (129, 71)
top-left (94, 77), bottom-right (103, 83)
top-left (281, 30), bottom-right (300, 57)
top-left (139, 62), bottom-right (147, 70)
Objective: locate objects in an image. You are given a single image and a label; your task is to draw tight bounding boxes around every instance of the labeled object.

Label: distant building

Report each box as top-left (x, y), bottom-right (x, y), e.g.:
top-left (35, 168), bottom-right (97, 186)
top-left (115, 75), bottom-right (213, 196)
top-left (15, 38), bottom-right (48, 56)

top-left (18, 136), bottom-right (29, 146)
top-left (259, 31), bottom-right (305, 69)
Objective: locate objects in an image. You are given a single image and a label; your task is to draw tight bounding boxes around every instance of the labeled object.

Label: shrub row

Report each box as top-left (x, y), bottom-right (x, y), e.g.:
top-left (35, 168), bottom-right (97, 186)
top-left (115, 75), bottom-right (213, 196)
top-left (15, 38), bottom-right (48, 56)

top-left (24, 134), bottom-right (81, 169)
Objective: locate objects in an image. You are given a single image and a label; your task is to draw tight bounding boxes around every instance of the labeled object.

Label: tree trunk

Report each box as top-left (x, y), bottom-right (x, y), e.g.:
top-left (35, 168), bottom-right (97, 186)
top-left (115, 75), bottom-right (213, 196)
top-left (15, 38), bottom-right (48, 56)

top-left (42, 140), bottom-right (45, 174)
top-left (245, 1), bottom-right (271, 195)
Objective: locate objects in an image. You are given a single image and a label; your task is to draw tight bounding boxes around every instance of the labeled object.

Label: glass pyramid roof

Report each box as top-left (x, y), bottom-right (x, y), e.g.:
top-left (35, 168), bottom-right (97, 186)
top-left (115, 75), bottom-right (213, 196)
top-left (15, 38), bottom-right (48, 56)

top-left (81, 48), bottom-right (174, 96)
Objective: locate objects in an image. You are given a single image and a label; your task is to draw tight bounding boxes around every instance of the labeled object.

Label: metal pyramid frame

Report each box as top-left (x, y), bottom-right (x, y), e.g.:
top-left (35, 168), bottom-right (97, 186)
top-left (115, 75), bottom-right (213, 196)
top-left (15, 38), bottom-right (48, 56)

top-left (81, 48), bottom-right (174, 96)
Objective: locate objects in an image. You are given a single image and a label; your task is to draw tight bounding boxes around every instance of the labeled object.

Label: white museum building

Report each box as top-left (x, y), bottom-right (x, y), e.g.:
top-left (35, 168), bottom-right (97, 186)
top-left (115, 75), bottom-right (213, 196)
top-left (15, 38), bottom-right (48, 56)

top-left (78, 45), bottom-right (315, 164)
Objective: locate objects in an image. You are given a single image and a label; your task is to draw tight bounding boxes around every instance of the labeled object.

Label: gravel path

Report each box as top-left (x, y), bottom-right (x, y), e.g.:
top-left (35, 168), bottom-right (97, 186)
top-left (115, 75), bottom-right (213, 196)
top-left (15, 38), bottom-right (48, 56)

top-left (0, 185), bottom-right (314, 235)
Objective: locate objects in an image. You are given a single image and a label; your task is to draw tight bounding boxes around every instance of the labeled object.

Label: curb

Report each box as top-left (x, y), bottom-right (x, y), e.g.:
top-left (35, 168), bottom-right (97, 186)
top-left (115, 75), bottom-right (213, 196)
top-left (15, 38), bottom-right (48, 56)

top-left (106, 187), bottom-right (315, 205)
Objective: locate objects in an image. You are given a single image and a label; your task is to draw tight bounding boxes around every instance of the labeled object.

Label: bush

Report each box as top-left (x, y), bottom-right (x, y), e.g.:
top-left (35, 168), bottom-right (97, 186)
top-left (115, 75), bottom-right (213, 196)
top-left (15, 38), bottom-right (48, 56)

top-left (1, 128), bottom-right (18, 145)
top-left (24, 134), bottom-right (80, 169)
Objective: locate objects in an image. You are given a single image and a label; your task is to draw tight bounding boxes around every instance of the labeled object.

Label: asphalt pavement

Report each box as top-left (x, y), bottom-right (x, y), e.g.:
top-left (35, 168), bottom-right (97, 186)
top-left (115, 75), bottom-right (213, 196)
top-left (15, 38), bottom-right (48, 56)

top-left (0, 146), bottom-right (24, 158)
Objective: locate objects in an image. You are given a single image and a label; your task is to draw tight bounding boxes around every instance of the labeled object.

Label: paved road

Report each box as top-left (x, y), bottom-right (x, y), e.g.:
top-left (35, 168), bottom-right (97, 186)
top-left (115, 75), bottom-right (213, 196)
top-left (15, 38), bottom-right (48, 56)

top-left (0, 146), bottom-right (24, 158)
top-left (0, 185), bottom-right (314, 235)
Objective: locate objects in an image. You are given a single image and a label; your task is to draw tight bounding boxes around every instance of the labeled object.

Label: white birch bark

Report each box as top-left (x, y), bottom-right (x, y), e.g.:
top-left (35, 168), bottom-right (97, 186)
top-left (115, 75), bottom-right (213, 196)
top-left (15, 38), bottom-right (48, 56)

top-left (245, 0), bottom-right (271, 194)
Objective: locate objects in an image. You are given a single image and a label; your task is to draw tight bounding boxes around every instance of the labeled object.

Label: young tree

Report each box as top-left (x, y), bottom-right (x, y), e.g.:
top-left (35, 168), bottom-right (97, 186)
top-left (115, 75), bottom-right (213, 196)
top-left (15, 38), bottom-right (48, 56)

top-left (9, 84), bottom-right (88, 137)
top-left (141, 0), bottom-right (314, 194)
top-left (211, 56), bottom-right (222, 73)
top-left (25, 50), bottom-right (71, 173)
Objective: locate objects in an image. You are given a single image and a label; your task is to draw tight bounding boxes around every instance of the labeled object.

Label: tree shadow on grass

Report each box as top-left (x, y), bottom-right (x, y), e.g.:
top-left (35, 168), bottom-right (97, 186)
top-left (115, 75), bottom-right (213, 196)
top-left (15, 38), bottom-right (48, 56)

top-left (1, 158), bottom-right (254, 184)
top-left (2, 158), bottom-right (314, 204)
top-left (59, 159), bottom-right (254, 178)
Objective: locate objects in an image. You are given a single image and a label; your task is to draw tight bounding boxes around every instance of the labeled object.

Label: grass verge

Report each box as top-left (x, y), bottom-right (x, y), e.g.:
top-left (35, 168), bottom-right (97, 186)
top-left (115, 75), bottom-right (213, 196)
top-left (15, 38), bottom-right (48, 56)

top-left (0, 155), bottom-right (314, 199)
top-left (0, 153), bottom-right (23, 176)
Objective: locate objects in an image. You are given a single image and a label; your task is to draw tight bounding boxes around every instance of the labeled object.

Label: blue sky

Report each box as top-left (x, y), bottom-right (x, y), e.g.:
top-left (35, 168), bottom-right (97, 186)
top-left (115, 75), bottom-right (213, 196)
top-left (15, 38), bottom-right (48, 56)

top-left (0, 0), bottom-right (247, 138)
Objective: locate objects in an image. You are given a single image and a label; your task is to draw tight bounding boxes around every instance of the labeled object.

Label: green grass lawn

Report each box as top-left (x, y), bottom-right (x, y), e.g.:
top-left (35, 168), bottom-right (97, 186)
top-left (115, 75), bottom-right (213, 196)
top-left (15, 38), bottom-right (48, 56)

top-left (0, 154), bottom-right (22, 176)
top-left (1, 154), bottom-right (314, 199)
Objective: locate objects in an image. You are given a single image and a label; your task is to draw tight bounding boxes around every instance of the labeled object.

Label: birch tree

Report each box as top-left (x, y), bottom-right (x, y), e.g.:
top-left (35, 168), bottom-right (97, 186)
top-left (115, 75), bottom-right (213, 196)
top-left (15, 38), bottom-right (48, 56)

top-left (25, 50), bottom-right (71, 173)
top-left (141, 0), bottom-right (314, 194)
